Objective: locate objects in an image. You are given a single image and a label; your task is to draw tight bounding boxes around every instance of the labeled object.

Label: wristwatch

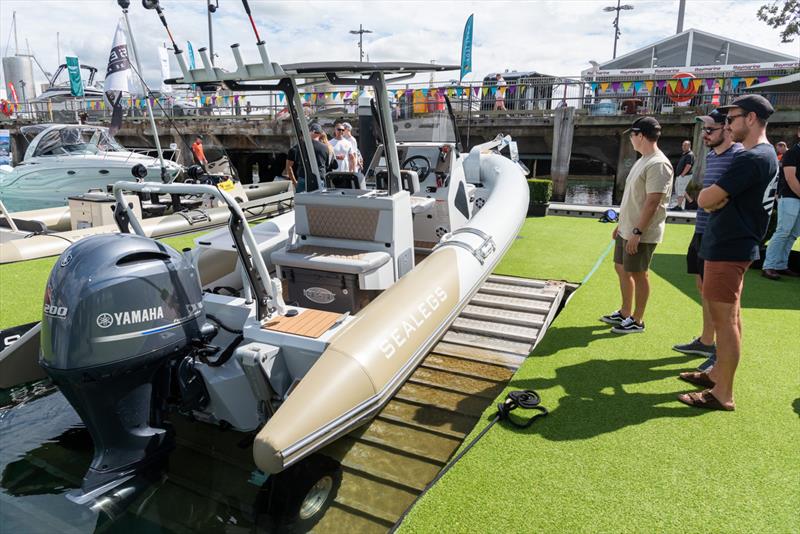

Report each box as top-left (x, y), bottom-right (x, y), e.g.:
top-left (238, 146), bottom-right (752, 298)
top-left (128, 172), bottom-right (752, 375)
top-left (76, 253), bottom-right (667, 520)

top-left (632, 227), bottom-right (643, 236)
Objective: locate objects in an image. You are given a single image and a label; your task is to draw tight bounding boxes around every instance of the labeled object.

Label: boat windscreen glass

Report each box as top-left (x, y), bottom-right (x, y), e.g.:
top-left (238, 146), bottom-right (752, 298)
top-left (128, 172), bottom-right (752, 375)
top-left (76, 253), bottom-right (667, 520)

top-left (33, 127), bottom-right (124, 157)
top-left (393, 111), bottom-right (456, 144)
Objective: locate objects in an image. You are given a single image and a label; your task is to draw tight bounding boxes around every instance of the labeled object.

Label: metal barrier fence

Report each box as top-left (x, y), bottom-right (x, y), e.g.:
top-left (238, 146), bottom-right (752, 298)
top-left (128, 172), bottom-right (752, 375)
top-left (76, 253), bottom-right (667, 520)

top-left (3, 77), bottom-right (799, 124)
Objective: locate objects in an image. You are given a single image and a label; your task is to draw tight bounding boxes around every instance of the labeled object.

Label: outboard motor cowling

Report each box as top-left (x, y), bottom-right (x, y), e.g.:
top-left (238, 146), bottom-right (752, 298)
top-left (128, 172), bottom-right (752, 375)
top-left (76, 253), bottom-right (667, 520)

top-left (40, 233), bottom-right (205, 502)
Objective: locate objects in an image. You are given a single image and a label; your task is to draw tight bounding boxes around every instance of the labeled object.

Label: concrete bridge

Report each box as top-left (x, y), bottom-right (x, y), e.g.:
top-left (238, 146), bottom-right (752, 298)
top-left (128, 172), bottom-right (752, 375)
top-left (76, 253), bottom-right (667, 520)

top-left (3, 107), bottom-right (798, 203)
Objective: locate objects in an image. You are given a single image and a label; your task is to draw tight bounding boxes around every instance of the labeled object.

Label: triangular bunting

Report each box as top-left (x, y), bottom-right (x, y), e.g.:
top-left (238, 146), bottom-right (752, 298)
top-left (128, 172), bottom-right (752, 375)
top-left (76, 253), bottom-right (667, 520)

top-left (731, 77), bottom-right (741, 88)
top-left (705, 78), bottom-right (715, 90)
top-left (744, 77), bottom-right (755, 87)
top-left (692, 79), bottom-right (703, 91)
top-left (667, 80), bottom-right (678, 91)
top-left (481, 87), bottom-right (488, 96)
top-left (656, 80), bottom-right (666, 90)
top-left (633, 81), bottom-right (643, 92)
top-left (600, 82), bottom-right (609, 92)
top-left (611, 81), bottom-right (620, 91)
top-left (622, 81), bottom-right (632, 91)
top-left (590, 82), bottom-right (598, 92)
top-left (421, 88), bottom-right (429, 97)
top-left (679, 78), bottom-right (690, 89)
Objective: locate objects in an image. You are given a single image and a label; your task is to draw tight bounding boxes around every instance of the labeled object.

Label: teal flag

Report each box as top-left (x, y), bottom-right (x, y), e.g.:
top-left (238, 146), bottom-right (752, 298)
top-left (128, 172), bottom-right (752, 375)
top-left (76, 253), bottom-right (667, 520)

top-left (460, 14), bottom-right (473, 82)
top-left (66, 56), bottom-right (84, 97)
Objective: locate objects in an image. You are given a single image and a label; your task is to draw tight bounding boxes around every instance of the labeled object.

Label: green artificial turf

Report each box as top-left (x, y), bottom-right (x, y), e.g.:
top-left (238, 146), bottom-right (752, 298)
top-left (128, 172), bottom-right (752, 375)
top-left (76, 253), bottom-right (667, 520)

top-left (0, 231), bottom-right (207, 330)
top-left (400, 216), bottom-right (800, 534)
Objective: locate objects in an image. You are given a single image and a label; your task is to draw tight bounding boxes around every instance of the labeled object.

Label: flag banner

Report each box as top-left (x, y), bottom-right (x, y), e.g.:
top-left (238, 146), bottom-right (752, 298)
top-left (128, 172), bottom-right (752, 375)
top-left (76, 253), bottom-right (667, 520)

top-left (279, 94), bottom-right (284, 102)
top-left (600, 82), bottom-right (609, 92)
top-left (667, 80), bottom-right (678, 91)
top-left (731, 77), bottom-right (741, 88)
top-left (692, 79), bottom-right (703, 91)
top-left (622, 81), bottom-right (632, 91)
top-left (159, 46), bottom-right (171, 93)
top-left (66, 56), bottom-right (84, 97)
top-left (459, 14), bottom-right (474, 82)
top-left (481, 86), bottom-right (488, 96)
top-left (705, 78), bottom-right (715, 90)
top-left (679, 78), bottom-right (690, 89)
top-left (633, 81), bottom-right (642, 92)
top-left (344, 91), bottom-right (352, 99)
top-left (644, 80), bottom-right (654, 91)
top-left (490, 86), bottom-right (497, 95)
top-left (611, 81), bottom-right (620, 91)
top-left (456, 87), bottom-right (463, 97)
top-left (656, 80), bottom-right (666, 89)
top-left (508, 85), bottom-right (515, 95)
top-left (421, 88), bottom-right (428, 97)
top-left (757, 76), bottom-right (768, 83)
top-left (590, 82), bottom-right (598, 92)
top-left (105, 18), bottom-right (133, 134)
top-left (744, 77), bottom-right (755, 87)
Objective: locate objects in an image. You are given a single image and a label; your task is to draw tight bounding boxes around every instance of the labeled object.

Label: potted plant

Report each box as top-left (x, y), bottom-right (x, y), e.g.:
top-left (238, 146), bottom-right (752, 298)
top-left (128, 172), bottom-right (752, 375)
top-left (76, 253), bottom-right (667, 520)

top-left (527, 178), bottom-right (553, 217)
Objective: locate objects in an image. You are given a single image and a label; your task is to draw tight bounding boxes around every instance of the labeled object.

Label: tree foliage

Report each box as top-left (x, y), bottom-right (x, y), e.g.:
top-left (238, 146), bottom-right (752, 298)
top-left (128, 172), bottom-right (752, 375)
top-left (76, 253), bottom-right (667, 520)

top-left (757, 0), bottom-right (800, 43)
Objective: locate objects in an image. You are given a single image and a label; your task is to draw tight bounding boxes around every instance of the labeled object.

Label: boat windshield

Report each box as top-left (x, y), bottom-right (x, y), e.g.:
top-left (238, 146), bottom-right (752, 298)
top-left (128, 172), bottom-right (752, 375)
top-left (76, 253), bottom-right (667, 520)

top-left (393, 111), bottom-right (456, 144)
top-left (32, 127), bottom-right (125, 157)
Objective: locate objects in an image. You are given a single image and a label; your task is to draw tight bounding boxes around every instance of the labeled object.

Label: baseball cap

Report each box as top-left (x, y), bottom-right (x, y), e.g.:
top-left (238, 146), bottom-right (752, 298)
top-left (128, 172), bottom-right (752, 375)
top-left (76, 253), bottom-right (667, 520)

top-left (718, 94), bottom-right (774, 120)
top-left (308, 122), bottom-right (323, 133)
top-left (342, 122), bottom-right (353, 130)
top-left (624, 116), bottom-right (661, 136)
top-left (695, 109), bottom-right (726, 125)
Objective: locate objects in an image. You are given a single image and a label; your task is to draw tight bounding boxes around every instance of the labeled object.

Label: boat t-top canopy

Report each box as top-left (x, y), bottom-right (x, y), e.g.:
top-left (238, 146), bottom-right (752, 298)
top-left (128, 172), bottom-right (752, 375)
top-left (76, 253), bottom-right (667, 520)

top-left (282, 61), bottom-right (460, 76)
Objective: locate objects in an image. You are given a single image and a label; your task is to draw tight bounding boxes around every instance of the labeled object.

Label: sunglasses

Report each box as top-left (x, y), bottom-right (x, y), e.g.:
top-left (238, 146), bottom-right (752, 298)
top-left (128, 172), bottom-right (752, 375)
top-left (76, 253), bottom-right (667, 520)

top-left (702, 127), bottom-right (723, 134)
top-left (335, 128), bottom-right (345, 132)
top-left (725, 113), bottom-right (746, 124)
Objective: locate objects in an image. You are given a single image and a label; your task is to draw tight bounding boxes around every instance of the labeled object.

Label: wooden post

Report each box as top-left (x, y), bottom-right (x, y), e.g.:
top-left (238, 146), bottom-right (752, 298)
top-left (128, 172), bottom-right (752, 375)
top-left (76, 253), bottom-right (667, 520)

top-left (550, 106), bottom-right (575, 202)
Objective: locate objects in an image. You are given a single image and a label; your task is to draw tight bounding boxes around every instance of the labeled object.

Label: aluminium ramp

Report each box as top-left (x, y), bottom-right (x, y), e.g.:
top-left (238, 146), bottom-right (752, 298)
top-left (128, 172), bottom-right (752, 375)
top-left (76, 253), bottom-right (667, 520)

top-left (315, 274), bottom-right (566, 531)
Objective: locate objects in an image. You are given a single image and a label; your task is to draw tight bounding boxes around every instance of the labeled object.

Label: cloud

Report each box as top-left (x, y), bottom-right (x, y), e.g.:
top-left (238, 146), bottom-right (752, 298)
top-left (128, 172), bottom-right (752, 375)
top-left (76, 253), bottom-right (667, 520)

top-left (0, 0), bottom-right (797, 96)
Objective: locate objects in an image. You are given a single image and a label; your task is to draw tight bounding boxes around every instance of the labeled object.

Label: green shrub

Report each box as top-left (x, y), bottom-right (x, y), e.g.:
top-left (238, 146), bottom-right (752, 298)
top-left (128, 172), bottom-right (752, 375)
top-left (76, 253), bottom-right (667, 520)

top-left (527, 178), bottom-right (553, 204)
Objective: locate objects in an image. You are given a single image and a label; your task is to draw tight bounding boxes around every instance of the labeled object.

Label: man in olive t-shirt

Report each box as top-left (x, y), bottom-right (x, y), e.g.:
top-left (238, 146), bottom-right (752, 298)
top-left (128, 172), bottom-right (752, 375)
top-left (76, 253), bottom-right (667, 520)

top-left (600, 117), bottom-right (673, 334)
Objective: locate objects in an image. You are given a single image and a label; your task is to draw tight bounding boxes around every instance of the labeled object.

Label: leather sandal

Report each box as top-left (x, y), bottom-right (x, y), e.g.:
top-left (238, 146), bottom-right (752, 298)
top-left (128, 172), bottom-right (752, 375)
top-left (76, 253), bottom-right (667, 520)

top-left (678, 371), bottom-right (715, 388)
top-left (677, 390), bottom-right (735, 411)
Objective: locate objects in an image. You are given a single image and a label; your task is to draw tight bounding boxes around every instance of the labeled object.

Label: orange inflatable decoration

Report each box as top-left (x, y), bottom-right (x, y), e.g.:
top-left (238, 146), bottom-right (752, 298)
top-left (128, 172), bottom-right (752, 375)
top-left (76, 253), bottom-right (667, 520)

top-left (666, 72), bottom-right (697, 103)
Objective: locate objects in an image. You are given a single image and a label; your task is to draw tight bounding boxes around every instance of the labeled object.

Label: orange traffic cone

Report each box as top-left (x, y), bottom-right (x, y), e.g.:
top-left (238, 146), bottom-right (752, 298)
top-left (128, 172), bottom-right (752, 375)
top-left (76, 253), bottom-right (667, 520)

top-left (711, 83), bottom-right (720, 107)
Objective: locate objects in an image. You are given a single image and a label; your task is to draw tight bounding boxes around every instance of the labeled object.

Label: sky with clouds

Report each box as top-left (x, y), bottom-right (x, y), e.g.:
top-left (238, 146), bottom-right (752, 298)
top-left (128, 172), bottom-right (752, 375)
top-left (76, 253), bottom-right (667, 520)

top-left (1, 0), bottom-right (798, 96)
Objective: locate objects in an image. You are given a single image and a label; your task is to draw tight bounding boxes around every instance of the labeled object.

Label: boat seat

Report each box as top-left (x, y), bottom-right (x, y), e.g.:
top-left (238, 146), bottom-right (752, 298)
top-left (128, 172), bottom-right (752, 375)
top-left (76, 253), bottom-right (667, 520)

top-left (410, 196), bottom-right (436, 214)
top-left (271, 245), bottom-right (390, 275)
top-left (375, 170), bottom-right (420, 194)
top-left (0, 217), bottom-right (48, 234)
top-left (326, 172), bottom-right (366, 190)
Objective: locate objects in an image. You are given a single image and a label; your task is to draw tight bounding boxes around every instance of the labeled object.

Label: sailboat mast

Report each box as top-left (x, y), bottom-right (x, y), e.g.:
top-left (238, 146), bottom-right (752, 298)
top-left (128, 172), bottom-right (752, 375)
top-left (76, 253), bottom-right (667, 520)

top-left (120, 7), bottom-right (167, 181)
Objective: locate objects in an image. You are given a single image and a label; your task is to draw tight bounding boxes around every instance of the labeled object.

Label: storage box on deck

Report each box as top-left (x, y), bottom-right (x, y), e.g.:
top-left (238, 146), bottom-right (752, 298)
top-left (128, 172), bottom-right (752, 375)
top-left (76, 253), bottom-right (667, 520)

top-left (281, 266), bottom-right (378, 314)
top-left (68, 192), bottom-right (142, 230)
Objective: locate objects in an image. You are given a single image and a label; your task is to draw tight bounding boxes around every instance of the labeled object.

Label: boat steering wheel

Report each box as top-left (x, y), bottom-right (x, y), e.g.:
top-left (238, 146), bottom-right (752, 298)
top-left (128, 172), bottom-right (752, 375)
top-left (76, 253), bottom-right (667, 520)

top-left (401, 155), bottom-right (432, 180)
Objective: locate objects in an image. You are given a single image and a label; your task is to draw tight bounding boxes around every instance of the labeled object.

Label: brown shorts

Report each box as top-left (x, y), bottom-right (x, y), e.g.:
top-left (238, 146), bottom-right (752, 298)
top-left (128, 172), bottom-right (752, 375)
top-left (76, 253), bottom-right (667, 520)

top-left (702, 260), bottom-right (751, 303)
top-left (614, 235), bottom-right (657, 272)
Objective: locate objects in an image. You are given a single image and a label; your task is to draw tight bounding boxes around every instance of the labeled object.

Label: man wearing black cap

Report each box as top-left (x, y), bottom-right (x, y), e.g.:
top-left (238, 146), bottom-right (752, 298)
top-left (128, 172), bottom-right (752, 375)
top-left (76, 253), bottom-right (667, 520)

top-left (284, 123), bottom-right (332, 192)
top-left (672, 110), bottom-right (742, 371)
top-left (600, 116), bottom-right (673, 334)
top-left (677, 94), bottom-right (779, 411)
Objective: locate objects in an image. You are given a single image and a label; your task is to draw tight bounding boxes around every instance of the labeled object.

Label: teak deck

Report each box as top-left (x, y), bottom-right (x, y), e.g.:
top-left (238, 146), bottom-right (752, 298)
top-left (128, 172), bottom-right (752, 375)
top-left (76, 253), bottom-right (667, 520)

top-left (262, 309), bottom-right (341, 338)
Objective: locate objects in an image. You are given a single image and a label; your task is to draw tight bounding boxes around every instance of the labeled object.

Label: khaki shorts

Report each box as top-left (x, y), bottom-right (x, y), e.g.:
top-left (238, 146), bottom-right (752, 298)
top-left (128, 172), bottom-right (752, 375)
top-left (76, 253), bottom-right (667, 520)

top-left (614, 235), bottom-right (657, 272)
top-left (674, 174), bottom-right (692, 197)
top-left (703, 260), bottom-right (751, 303)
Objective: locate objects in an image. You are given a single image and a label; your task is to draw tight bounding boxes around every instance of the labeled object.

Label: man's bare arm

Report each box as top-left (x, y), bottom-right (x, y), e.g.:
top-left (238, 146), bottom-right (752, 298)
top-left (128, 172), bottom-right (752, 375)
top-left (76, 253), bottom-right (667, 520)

top-left (636, 192), bottom-right (663, 231)
top-left (698, 184), bottom-right (729, 210)
top-left (785, 166), bottom-right (800, 197)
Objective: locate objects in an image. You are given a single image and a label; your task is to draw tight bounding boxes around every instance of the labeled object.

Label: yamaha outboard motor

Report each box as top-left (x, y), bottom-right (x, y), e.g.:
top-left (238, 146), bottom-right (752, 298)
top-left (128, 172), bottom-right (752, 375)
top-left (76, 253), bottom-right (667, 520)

top-left (40, 233), bottom-right (205, 503)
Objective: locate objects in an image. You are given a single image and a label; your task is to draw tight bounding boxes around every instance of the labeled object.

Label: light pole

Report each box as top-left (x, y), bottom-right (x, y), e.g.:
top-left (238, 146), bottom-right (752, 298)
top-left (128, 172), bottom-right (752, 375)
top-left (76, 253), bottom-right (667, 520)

top-left (349, 24), bottom-right (373, 62)
top-left (603, 0), bottom-right (634, 59)
top-left (207, 0), bottom-right (219, 65)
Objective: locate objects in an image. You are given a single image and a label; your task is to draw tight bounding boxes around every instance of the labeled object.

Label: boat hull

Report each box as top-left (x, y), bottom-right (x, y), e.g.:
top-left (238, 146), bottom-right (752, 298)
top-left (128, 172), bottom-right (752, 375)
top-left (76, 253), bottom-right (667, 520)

top-left (253, 153), bottom-right (529, 473)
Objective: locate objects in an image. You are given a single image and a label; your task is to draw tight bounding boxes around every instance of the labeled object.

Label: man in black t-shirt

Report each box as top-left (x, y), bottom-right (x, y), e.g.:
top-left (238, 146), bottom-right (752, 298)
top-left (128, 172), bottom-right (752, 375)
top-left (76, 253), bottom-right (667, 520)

top-left (284, 123), bottom-right (333, 192)
top-left (677, 94), bottom-right (778, 412)
top-left (762, 126), bottom-right (800, 279)
top-left (671, 140), bottom-right (695, 210)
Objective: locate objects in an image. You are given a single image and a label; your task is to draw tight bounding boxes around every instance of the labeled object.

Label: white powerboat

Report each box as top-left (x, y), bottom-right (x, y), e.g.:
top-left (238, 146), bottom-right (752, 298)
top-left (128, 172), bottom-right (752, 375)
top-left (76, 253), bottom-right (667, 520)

top-left (0, 124), bottom-right (183, 212)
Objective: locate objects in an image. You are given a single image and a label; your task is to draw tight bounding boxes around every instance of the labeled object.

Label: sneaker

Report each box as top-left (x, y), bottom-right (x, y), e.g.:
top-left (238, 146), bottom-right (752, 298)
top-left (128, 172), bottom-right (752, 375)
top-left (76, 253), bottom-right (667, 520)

top-left (697, 355), bottom-right (716, 372)
top-left (611, 317), bottom-right (645, 334)
top-left (672, 337), bottom-right (716, 358)
top-left (600, 310), bottom-right (626, 325)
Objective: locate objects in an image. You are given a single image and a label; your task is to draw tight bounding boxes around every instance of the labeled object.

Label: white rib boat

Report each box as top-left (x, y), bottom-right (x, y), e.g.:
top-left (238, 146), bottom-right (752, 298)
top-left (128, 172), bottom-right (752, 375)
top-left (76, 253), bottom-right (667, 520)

top-left (24, 58), bottom-right (530, 528)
